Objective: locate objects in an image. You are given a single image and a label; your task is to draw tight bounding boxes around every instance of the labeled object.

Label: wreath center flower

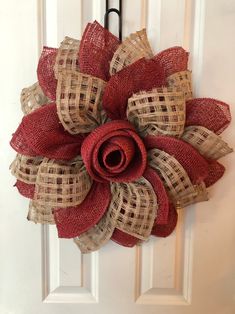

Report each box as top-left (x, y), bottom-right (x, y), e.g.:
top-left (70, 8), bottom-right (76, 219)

top-left (81, 120), bottom-right (147, 183)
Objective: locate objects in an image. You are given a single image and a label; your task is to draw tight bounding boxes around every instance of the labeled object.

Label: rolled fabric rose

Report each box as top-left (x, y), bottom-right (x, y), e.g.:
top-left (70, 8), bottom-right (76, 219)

top-left (81, 120), bottom-right (147, 182)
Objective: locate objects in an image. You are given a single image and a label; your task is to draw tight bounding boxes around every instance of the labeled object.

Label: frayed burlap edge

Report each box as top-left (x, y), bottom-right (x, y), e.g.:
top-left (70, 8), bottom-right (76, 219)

top-left (27, 200), bottom-right (55, 224)
top-left (21, 82), bottom-right (49, 115)
top-left (182, 125), bottom-right (233, 160)
top-left (10, 154), bottom-right (43, 184)
top-left (167, 70), bottom-right (193, 101)
top-left (110, 29), bottom-right (153, 75)
top-left (148, 148), bottom-right (208, 208)
top-left (54, 36), bottom-right (80, 79)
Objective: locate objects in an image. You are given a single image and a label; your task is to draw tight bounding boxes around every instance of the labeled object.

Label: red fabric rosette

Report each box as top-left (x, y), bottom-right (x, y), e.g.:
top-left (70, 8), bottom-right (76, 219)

top-left (81, 120), bottom-right (147, 183)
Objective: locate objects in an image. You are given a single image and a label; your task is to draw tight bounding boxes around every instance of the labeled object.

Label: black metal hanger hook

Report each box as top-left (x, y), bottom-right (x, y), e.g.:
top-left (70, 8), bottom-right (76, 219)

top-left (104, 0), bottom-right (122, 41)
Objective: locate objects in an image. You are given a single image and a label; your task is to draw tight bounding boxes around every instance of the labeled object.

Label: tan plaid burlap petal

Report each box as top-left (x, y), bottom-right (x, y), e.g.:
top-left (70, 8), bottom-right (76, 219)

top-left (182, 126), bottom-right (233, 160)
top-left (56, 70), bottom-right (106, 134)
top-left (177, 182), bottom-right (208, 208)
top-left (74, 207), bottom-right (115, 253)
top-left (10, 154), bottom-right (43, 184)
top-left (110, 29), bottom-right (153, 75)
top-left (109, 178), bottom-right (157, 240)
top-left (127, 87), bottom-right (185, 137)
top-left (21, 82), bottom-right (49, 115)
top-left (35, 156), bottom-right (92, 208)
top-left (27, 200), bottom-right (55, 224)
top-left (54, 36), bottom-right (80, 79)
top-left (167, 70), bottom-right (193, 101)
top-left (148, 148), bottom-right (208, 208)
top-left (74, 177), bottom-right (157, 253)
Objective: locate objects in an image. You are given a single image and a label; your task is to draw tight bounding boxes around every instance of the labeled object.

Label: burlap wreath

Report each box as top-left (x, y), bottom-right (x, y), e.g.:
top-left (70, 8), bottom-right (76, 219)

top-left (10, 21), bottom-right (232, 253)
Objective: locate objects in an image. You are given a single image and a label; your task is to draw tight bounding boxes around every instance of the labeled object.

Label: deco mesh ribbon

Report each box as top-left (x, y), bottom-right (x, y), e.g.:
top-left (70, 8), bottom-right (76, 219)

top-left (10, 21), bottom-right (233, 253)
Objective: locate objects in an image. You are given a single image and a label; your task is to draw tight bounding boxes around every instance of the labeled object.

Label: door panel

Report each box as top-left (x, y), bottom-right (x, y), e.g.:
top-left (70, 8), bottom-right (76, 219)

top-left (0, 0), bottom-right (235, 313)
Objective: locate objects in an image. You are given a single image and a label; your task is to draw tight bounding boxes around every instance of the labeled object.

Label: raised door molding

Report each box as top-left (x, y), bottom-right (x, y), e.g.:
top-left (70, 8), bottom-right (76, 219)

top-left (41, 225), bottom-right (99, 303)
top-left (135, 209), bottom-right (194, 305)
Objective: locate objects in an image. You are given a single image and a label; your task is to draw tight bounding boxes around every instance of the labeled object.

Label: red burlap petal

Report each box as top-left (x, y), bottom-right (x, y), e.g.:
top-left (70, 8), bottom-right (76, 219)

top-left (102, 58), bottom-right (166, 120)
top-left (81, 120), bottom-right (147, 182)
top-left (102, 136), bottom-right (135, 172)
top-left (10, 126), bottom-right (37, 156)
top-left (54, 182), bottom-right (111, 238)
top-left (15, 180), bottom-right (35, 199)
top-left (145, 136), bottom-right (209, 183)
top-left (111, 229), bottom-right (140, 247)
top-left (204, 160), bottom-right (225, 187)
top-left (151, 204), bottom-right (178, 237)
top-left (102, 142), bottom-right (125, 171)
top-left (154, 46), bottom-right (189, 77)
top-left (37, 47), bottom-right (57, 101)
top-left (143, 167), bottom-right (169, 225)
top-left (10, 103), bottom-right (85, 160)
top-left (186, 98), bottom-right (231, 134)
top-left (79, 21), bottom-right (120, 81)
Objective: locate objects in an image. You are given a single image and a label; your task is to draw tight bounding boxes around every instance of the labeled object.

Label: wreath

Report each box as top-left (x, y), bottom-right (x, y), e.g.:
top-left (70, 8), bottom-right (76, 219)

top-left (10, 21), bottom-right (232, 253)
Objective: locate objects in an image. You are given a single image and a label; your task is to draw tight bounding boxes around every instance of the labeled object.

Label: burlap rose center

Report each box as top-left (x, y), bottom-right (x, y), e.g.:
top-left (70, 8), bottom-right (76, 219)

top-left (81, 120), bottom-right (147, 182)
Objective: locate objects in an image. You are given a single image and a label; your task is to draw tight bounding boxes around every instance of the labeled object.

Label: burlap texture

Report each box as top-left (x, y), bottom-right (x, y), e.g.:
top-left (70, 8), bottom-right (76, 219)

top-left (35, 157), bottom-right (92, 208)
top-left (144, 135), bottom-right (225, 204)
top-left (167, 70), bottom-right (193, 101)
top-left (143, 167), bottom-right (169, 225)
top-left (110, 178), bottom-right (157, 240)
top-left (27, 200), bottom-right (55, 224)
top-left (79, 21), bottom-right (120, 81)
top-left (37, 47), bottom-right (57, 100)
top-left (186, 98), bottom-right (231, 134)
top-left (111, 229), bottom-right (140, 247)
top-left (74, 206), bottom-right (116, 253)
top-left (127, 87), bottom-right (185, 137)
top-left (182, 126), bottom-right (233, 160)
top-left (15, 180), bottom-right (35, 199)
top-left (74, 177), bottom-right (157, 253)
top-left (103, 58), bottom-right (166, 120)
top-left (10, 154), bottom-right (42, 184)
top-left (54, 182), bottom-right (111, 238)
top-left (21, 82), bottom-right (49, 115)
top-left (204, 160), bottom-right (225, 187)
top-left (110, 29), bottom-right (153, 75)
top-left (144, 135), bottom-right (209, 184)
top-left (148, 148), bottom-right (208, 208)
top-left (154, 46), bottom-right (189, 77)
top-left (56, 70), bottom-right (106, 134)
top-left (179, 182), bottom-right (208, 207)
top-left (54, 37), bottom-right (80, 78)
top-left (151, 204), bottom-right (178, 237)
top-left (10, 104), bottom-right (85, 160)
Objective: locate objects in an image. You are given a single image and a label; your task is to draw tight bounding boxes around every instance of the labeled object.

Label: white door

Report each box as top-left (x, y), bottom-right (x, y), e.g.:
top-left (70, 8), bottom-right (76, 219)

top-left (1, 0), bottom-right (235, 313)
